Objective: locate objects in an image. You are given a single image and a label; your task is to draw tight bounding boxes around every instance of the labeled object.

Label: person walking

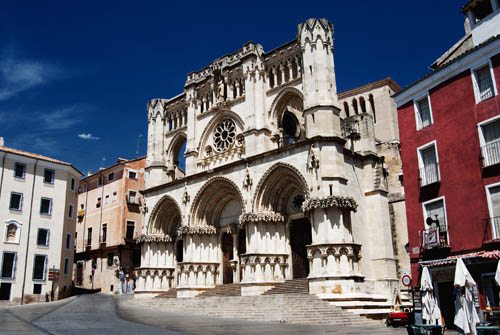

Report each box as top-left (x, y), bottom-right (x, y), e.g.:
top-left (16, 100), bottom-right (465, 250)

top-left (119, 268), bottom-right (126, 294)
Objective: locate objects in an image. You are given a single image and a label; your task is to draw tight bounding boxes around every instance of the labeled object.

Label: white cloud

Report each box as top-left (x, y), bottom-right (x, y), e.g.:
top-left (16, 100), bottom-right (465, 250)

top-left (41, 106), bottom-right (82, 130)
top-left (78, 133), bottom-right (100, 140)
top-left (0, 49), bottom-right (61, 101)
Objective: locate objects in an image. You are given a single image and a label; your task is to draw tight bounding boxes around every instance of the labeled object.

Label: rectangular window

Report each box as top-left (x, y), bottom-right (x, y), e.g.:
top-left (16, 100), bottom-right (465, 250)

top-left (69, 204), bottom-right (74, 219)
top-left (66, 233), bottom-right (71, 250)
top-left (33, 284), bottom-right (42, 294)
top-left (126, 221), bottom-right (135, 239)
top-left (128, 171), bottom-right (137, 179)
top-left (9, 192), bottom-right (23, 211)
top-left (33, 255), bottom-right (47, 280)
top-left (481, 118), bottom-right (500, 167)
top-left (108, 172), bottom-right (114, 182)
top-left (1, 252), bottom-right (17, 278)
top-left (477, 66), bottom-right (495, 101)
top-left (422, 198), bottom-right (448, 248)
top-left (37, 229), bottom-right (50, 246)
top-left (96, 197), bottom-right (101, 208)
top-left (87, 227), bottom-right (92, 246)
top-left (97, 176), bottom-right (103, 186)
top-left (112, 191), bottom-right (117, 202)
top-left (71, 177), bottom-right (76, 191)
top-left (487, 184), bottom-right (500, 240)
top-left (107, 253), bottom-right (114, 267)
top-left (418, 143), bottom-right (440, 186)
top-left (64, 258), bottom-right (69, 275)
top-left (43, 169), bottom-right (54, 184)
top-left (14, 162), bottom-right (26, 179)
top-left (74, 232), bottom-right (77, 248)
top-left (104, 194), bottom-right (110, 204)
top-left (40, 198), bottom-right (52, 215)
top-left (102, 224), bottom-right (107, 243)
top-left (415, 96), bottom-right (432, 129)
top-left (128, 191), bottom-right (137, 204)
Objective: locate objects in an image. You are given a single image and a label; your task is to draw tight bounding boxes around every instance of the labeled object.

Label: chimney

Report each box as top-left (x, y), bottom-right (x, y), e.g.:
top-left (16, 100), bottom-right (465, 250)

top-left (0, 137), bottom-right (4, 147)
top-left (87, 170), bottom-right (92, 176)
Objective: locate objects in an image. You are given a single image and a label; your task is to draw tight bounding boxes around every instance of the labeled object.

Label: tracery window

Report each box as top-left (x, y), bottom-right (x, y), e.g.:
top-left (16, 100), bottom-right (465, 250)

top-left (213, 119), bottom-right (236, 152)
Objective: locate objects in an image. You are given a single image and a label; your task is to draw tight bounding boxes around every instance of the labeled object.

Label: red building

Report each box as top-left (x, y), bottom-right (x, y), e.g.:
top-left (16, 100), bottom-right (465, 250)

top-left (394, 0), bottom-right (500, 326)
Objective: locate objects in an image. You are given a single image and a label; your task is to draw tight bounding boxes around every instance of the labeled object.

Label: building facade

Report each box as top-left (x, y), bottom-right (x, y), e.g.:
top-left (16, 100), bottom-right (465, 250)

top-left (74, 157), bottom-right (145, 294)
top-left (137, 18), bottom-right (408, 308)
top-left (394, 0), bottom-right (500, 326)
top-left (0, 139), bottom-right (82, 304)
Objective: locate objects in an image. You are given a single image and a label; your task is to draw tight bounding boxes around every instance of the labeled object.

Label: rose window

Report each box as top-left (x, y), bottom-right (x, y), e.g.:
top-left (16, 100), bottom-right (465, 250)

top-left (213, 119), bottom-right (236, 152)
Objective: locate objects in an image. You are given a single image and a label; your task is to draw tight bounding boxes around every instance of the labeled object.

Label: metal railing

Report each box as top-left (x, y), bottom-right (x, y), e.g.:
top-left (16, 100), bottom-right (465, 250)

top-left (483, 216), bottom-right (500, 243)
top-left (481, 140), bottom-right (500, 167)
top-left (419, 163), bottom-right (440, 187)
top-left (420, 227), bottom-right (449, 249)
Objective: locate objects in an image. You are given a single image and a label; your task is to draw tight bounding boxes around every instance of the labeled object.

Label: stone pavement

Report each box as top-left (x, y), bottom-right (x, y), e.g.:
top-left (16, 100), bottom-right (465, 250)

top-left (0, 293), bottom-right (413, 334)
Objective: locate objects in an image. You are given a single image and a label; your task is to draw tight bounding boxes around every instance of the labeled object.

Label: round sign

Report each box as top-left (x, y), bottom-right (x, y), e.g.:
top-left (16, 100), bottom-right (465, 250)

top-left (402, 275), bottom-right (411, 287)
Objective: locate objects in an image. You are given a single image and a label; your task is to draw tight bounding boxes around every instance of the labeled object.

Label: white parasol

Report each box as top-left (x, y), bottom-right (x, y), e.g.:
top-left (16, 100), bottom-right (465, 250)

top-left (454, 258), bottom-right (480, 335)
top-left (495, 260), bottom-right (500, 286)
top-left (420, 266), bottom-right (442, 324)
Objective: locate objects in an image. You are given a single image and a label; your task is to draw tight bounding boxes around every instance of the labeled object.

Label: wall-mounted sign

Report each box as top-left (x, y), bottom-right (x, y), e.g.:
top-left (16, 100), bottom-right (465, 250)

top-left (402, 274), bottom-right (411, 287)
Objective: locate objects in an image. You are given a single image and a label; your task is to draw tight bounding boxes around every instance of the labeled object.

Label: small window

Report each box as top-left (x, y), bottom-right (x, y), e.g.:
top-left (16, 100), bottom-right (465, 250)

top-left (97, 176), bottom-right (103, 186)
top-left (66, 233), bottom-right (71, 249)
top-left (9, 192), bottom-right (23, 211)
top-left (128, 171), bottom-right (137, 179)
top-left (415, 96), bottom-right (433, 129)
top-left (14, 163), bottom-right (26, 179)
top-left (33, 284), bottom-right (42, 294)
top-left (74, 232), bottom-right (77, 248)
top-left (69, 204), bottom-right (74, 219)
top-left (71, 177), bottom-right (76, 191)
top-left (1, 252), bottom-right (17, 278)
top-left (43, 169), bottom-right (54, 184)
top-left (107, 252), bottom-right (114, 267)
top-left (128, 191), bottom-right (137, 204)
top-left (471, 0), bottom-right (494, 23)
top-left (474, 65), bottom-right (496, 102)
top-left (33, 255), bottom-right (47, 280)
top-left (40, 198), bottom-right (52, 215)
top-left (102, 224), bottom-right (107, 243)
top-left (83, 183), bottom-right (88, 192)
top-left (64, 258), bottom-right (69, 275)
top-left (418, 142), bottom-right (440, 187)
top-left (126, 221), bottom-right (135, 239)
top-left (96, 197), bottom-right (101, 208)
top-left (105, 194), bottom-right (110, 204)
top-left (37, 229), bottom-right (50, 246)
top-left (112, 191), bottom-right (117, 202)
top-left (108, 172), bottom-right (115, 182)
top-left (87, 227), bottom-right (92, 246)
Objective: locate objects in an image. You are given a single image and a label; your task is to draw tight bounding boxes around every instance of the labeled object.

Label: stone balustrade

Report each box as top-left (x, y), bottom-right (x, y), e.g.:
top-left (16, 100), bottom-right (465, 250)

top-left (307, 243), bottom-right (362, 278)
top-left (176, 262), bottom-right (219, 290)
top-left (135, 267), bottom-right (175, 293)
top-left (240, 253), bottom-right (288, 284)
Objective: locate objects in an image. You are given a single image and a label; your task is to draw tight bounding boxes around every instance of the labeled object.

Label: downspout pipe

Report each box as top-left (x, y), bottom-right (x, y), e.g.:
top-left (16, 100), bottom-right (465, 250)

top-left (20, 159), bottom-right (39, 305)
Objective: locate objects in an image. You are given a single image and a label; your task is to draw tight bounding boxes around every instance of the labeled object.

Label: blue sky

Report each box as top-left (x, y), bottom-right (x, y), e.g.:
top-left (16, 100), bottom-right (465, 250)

top-left (0, 1), bottom-right (465, 175)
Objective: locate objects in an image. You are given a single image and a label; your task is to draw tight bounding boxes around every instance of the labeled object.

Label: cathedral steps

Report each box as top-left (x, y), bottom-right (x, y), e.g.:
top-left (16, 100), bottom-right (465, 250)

top-left (117, 293), bottom-right (381, 326)
top-left (196, 283), bottom-right (242, 297)
top-left (318, 294), bottom-right (393, 320)
top-left (262, 278), bottom-right (308, 295)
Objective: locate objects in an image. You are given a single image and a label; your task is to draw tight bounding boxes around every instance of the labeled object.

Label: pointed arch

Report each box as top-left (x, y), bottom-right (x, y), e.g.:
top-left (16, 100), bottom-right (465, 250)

top-left (253, 162), bottom-right (309, 214)
top-left (269, 87), bottom-right (304, 127)
top-left (190, 176), bottom-right (245, 227)
top-left (148, 195), bottom-right (183, 237)
top-left (166, 131), bottom-right (187, 174)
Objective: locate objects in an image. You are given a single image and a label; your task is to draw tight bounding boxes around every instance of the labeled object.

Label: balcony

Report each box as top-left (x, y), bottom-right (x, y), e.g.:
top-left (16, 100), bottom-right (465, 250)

top-left (483, 216), bottom-right (500, 244)
top-left (419, 163), bottom-right (440, 187)
top-left (481, 140), bottom-right (500, 168)
top-left (126, 195), bottom-right (140, 205)
top-left (421, 227), bottom-right (449, 250)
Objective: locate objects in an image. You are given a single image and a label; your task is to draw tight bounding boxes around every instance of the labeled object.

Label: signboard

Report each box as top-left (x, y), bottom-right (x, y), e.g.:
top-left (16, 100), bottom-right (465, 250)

top-left (423, 228), bottom-right (440, 248)
top-left (402, 274), bottom-right (411, 287)
top-left (48, 268), bottom-right (59, 281)
top-left (413, 291), bottom-right (422, 311)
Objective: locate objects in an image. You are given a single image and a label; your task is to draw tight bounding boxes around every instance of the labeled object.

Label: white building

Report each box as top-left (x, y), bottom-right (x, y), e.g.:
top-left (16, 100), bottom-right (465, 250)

top-left (137, 18), bottom-right (408, 308)
top-left (0, 139), bottom-right (83, 304)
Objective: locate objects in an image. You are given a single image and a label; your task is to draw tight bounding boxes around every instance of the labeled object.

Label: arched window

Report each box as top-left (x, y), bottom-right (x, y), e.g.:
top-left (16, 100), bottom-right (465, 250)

top-left (4, 221), bottom-right (21, 244)
top-left (369, 94), bottom-right (376, 123)
top-left (282, 111), bottom-right (300, 145)
top-left (352, 99), bottom-right (358, 115)
top-left (344, 101), bottom-right (350, 117)
top-left (360, 97), bottom-right (366, 114)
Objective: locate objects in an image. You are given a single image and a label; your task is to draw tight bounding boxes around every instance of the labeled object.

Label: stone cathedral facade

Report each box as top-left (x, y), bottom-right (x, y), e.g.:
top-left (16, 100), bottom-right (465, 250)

top-left (136, 18), bottom-right (407, 300)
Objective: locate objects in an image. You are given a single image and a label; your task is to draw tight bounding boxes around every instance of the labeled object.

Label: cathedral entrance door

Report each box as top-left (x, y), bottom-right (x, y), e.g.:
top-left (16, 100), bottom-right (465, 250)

top-left (290, 218), bottom-right (312, 278)
top-left (222, 233), bottom-right (234, 284)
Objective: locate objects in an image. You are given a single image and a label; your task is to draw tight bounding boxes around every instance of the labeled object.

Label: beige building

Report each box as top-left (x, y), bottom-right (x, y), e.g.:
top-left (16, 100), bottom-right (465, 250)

top-left (74, 157), bottom-right (145, 294)
top-left (137, 18), bottom-right (409, 316)
top-left (0, 139), bottom-right (82, 304)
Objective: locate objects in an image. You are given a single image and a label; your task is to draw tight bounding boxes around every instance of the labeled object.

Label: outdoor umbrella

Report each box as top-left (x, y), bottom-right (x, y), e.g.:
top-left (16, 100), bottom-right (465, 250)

top-left (454, 258), bottom-right (480, 335)
top-left (495, 259), bottom-right (500, 286)
top-left (420, 266), bottom-right (442, 324)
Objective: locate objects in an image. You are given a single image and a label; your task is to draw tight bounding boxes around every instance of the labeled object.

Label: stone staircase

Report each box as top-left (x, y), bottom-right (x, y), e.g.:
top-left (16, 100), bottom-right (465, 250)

top-left (196, 283), bottom-right (242, 297)
top-left (318, 293), bottom-right (393, 320)
top-left (263, 278), bottom-right (308, 295)
top-left (118, 292), bottom-right (381, 326)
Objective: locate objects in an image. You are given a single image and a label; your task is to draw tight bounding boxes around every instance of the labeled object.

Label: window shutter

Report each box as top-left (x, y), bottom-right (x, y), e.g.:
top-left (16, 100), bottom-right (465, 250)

top-left (20, 194), bottom-right (23, 211)
top-left (47, 230), bottom-right (51, 246)
top-left (13, 253), bottom-right (17, 278)
top-left (43, 256), bottom-right (48, 280)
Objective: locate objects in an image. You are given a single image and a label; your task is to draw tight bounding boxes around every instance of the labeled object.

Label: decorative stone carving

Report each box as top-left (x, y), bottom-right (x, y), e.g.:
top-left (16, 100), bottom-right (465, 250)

top-left (307, 144), bottom-right (320, 170)
top-left (302, 195), bottom-right (358, 212)
top-left (177, 225), bottom-right (217, 236)
top-left (6, 224), bottom-right (17, 242)
top-left (135, 233), bottom-right (172, 244)
top-left (213, 119), bottom-right (236, 152)
top-left (243, 165), bottom-right (252, 190)
top-left (239, 211), bottom-right (285, 225)
top-left (182, 183), bottom-right (190, 205)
